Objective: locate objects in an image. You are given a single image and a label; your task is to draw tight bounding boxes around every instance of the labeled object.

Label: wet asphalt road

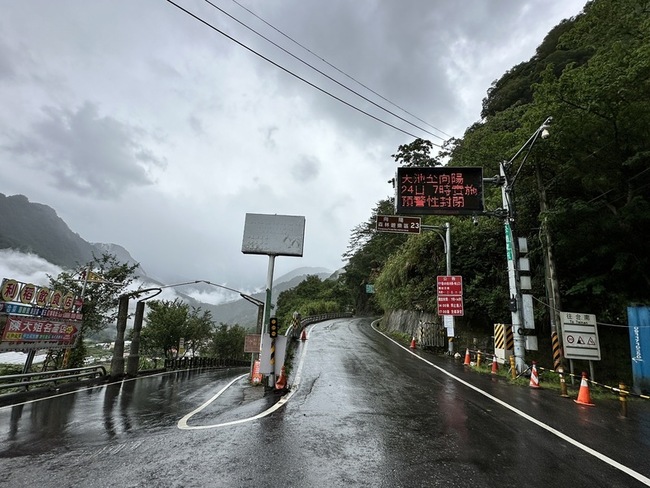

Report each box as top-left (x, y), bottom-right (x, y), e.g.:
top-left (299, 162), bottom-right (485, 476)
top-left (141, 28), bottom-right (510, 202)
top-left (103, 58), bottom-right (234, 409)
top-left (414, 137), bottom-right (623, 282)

top-left (1, 317), bottom-right (649, 487)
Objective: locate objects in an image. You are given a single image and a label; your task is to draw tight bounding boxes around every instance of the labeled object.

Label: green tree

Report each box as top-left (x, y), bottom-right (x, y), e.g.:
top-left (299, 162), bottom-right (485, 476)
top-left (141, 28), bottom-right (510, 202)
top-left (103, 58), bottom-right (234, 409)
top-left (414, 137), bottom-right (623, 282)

top-left (391, 138), bottom-right (440, 167)
top-left (48, 253), bottom-right (139, 368)
top-left (184, 307), bottom-right (215, 356)
top-left (140, 299), bottom-right (190, 359)
top-left (342, 199), bottom-right (410, 314)
top-left (208, 324), bottom-right (247, 361)
top-left (276, 275), bottom-right (350, 327)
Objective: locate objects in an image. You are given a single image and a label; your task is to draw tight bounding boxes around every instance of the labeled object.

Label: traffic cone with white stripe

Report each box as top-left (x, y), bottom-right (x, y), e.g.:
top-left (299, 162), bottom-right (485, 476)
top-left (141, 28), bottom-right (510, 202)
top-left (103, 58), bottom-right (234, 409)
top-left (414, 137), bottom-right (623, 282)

top-left (491, 355), bottom-right (499, 374)
top-left (574, 372), bottom-right (595, 406)
top-left (300, 328), bottom-right (307, 341)
top-left (463, 348), bottom-right (471, 365)
top-left (529, 361), bottom-right (540, 388)
top-left (410, 337), bottom-right (417, 349)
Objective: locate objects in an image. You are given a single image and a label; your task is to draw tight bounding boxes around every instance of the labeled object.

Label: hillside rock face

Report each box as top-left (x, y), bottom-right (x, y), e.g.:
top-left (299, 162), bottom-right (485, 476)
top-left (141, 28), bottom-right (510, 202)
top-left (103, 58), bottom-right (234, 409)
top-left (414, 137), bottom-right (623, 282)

top-left (0, 193), bottom-right (139, 269)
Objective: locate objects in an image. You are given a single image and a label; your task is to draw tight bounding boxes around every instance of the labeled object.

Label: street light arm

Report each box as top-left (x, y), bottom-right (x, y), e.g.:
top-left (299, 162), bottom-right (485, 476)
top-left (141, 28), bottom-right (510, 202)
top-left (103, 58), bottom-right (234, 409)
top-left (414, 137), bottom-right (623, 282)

top-left (504, 116), bottom-right (552, 172)
top-left (240, 293), bottom-right (265, 308)
top-left (421, 225), bottom-right (448, 255)
top-left (197, 280), bottom-right (264, 307)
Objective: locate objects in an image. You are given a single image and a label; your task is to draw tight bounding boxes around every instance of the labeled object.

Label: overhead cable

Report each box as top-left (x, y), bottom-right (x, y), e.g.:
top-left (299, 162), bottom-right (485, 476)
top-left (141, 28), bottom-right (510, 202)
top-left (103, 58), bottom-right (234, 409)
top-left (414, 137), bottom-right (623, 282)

top-left (203, 0), bottom-right (444, 142)
top-left (229, 0), bottom-right (452, 140)
top-left (164, 0), bottom-right (436, 143)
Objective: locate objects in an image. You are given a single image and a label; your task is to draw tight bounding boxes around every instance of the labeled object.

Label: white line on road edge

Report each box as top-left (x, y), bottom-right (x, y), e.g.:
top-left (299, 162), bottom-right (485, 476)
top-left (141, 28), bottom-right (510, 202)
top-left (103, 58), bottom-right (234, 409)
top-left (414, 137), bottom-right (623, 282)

top-left (372, 320), bottom-right (650, 486)
top-left (177, 328), bottom-right (311, 430)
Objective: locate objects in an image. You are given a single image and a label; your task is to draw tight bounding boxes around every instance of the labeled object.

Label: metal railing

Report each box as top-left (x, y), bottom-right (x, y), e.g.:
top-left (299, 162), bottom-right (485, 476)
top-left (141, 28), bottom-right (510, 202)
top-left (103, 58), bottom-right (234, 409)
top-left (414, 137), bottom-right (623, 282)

top-left (0, 365), bottom-right (107, 391)
top-left (285, 312), bottom-right (354, 339)
top-left (164, 357), bottom-right (249, 371)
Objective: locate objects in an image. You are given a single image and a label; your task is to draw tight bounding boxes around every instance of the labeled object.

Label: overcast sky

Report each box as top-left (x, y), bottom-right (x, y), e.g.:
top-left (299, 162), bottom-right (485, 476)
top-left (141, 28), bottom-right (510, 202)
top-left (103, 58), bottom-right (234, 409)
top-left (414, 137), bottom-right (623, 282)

top-left (1, 0), bottom-right (587, 295)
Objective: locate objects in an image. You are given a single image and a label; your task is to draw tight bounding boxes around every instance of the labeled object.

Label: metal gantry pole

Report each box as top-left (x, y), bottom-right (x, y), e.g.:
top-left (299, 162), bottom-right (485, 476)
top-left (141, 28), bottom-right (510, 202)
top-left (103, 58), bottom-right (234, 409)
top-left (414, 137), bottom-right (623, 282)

top-left (444, 222), bottom-right (454, 355)
top-left (263, 255), bottom-right (276, 387)
top-left (422, 222), bottom-right (454, 354)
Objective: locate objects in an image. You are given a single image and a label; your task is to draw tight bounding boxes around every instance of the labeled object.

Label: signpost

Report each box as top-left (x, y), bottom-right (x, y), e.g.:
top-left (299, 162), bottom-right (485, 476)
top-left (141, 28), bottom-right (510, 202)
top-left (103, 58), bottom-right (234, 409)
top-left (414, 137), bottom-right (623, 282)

top-left (561, 311), bottom-right (601, 380)
top-left (0, 278), bottom-right (83, 353)
top-left (244, 334), bottom-right (261, 354)
top-left (375, 215), bottom-right (421, 234)
top-left (437, 276), bottom-right (464, 316)
top-left (242, 213), bottom-right (306, 387)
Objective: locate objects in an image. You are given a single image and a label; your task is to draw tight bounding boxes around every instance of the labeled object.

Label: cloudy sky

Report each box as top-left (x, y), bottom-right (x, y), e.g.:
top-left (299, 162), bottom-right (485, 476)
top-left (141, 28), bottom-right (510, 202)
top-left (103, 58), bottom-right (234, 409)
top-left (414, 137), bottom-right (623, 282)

top-left (1, 0), bottom-right (587, 294)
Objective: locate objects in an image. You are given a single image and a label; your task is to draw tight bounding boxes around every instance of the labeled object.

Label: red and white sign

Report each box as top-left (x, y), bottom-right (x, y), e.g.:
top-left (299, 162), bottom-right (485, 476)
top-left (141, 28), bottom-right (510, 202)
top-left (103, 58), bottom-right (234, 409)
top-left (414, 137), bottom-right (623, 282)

top-left (0, 315), bottom-right (80, 348)
top-left (437, 275), bottom-right (464, 316)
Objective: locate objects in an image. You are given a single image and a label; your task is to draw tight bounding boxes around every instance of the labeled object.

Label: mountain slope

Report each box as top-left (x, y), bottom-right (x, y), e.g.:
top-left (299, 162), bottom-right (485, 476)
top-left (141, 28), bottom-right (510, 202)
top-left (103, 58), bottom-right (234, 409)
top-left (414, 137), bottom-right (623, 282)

top-left (0, 193), bottom-right (336, 329)
top-left (0, 193), bottom-right (140, 270)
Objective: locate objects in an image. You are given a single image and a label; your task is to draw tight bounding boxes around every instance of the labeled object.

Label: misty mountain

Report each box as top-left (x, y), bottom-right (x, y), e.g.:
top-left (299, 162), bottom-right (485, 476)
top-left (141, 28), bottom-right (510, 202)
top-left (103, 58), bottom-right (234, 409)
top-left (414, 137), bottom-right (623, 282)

top-left (0, 193), bottom-right (336, 328)
top-left (192, 267), bottom-right (334, 328)
top-left (0, 193), bottom-right (141, 271)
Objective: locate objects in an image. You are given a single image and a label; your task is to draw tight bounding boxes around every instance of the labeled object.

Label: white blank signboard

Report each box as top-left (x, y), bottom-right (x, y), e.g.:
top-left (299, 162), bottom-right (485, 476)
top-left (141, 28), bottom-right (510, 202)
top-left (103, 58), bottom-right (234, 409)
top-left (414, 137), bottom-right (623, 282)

top-left (242, 213), bottom-right (305, 257)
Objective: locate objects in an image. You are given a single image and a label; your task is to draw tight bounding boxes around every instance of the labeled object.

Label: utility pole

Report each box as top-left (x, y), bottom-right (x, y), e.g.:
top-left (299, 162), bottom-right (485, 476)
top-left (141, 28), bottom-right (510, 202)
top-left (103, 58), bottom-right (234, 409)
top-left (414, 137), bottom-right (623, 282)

top-left (535, 160), bottom-right (564, 370)
top-left (498, 117), bottom-right (552, 373)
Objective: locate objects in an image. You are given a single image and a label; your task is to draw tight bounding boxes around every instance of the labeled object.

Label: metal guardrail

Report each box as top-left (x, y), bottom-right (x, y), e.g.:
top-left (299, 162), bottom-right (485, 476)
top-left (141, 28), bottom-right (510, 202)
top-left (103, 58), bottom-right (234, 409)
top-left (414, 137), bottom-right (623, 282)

top-left (285, 312), bottom-right (353, 339)
top-left (0, 365), bottom-right (107, 391)
top-left (164, 357), bottom-right (249, 370)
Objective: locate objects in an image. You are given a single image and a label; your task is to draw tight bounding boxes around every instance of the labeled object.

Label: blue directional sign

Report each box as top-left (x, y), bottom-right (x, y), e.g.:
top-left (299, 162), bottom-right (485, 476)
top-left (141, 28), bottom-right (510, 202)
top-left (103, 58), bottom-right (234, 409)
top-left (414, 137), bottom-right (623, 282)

top-left (628, 306), bottom-right (650, 394)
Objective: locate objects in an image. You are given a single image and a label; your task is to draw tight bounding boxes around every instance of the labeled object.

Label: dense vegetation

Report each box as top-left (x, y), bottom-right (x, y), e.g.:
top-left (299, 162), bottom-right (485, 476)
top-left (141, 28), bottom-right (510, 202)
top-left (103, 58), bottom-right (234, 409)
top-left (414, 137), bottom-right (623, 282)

top-left (337, 0), bottom-right (649, 381)
top-left (275, 274), bottom-right (352, 329)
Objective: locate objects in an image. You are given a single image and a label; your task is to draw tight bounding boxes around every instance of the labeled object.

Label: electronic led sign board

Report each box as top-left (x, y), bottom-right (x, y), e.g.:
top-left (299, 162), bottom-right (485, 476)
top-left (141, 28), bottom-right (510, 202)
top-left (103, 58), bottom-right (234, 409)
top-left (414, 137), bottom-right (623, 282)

top-left (395, 167), bottom-right (484, 215)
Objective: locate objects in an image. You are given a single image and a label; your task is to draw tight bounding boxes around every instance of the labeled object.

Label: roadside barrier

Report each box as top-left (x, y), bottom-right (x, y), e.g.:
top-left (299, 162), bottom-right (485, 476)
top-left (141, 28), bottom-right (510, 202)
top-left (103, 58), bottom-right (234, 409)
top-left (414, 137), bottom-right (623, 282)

top-left (536, 365), bottom-right (650, 402)
top-left (0, 365), bottom-right (106, 392)
top-left (164, 357), bottom-right (248, 371)
top-left (284, 312), bottom-right (353, 341)
top-left (463, 348), bottom-right (471, 365)
top-left (574, 372), bottom-right (595, 406)
top-left (274, 366), bottom-right (287, 391)
top-left (454, 347), bottom-right (649, 417)
top-left (529, 362), bottom-right (540, 389)
top-left (557, 366), bottom-right (569, 398)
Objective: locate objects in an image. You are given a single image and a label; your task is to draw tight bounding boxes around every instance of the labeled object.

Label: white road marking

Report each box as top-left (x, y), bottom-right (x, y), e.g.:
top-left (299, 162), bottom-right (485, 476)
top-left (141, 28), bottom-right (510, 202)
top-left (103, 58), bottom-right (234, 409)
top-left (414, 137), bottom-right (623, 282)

top-left (372, 321), bottom-right (650, 486)
top-left (177, 328), bottom-right (311, 430)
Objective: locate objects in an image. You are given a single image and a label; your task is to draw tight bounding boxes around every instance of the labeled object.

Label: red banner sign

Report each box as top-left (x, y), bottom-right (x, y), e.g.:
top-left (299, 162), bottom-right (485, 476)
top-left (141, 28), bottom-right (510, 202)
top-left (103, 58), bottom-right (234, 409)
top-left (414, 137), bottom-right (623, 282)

top-left (0, 315), bottom-right (80, 350)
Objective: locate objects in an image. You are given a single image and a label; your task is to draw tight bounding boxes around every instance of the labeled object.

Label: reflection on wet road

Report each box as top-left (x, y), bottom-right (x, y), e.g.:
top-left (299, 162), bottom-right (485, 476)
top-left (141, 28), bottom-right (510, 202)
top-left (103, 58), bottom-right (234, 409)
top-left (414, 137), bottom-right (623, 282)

top-left (1, 317), bottom-right (650, 487)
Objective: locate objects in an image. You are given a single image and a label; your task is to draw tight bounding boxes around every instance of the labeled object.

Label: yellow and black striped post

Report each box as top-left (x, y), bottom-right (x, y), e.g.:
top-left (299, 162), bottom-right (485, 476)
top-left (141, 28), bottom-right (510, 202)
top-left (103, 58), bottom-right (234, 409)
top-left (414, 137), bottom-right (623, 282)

top-left (551, 331), bottom-right (563, 370)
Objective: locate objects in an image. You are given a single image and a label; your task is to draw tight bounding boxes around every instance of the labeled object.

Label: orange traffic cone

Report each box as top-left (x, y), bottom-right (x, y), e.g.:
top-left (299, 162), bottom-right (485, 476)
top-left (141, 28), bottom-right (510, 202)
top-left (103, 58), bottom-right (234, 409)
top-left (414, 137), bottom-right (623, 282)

top-left (574, 372), bottom-right (595, 406)
top-left (300, 328), bottom-right (307, 341)
top-left (463, 348), bottom-right (471, 365)
top-left (491, 355), bottom-right (499, 374)
top-left (275, 366), bottom-right (287, 391)
top-left (410, 337), bottom-right (417, 349)
top-left (529, 361), bottom-right (540, 388)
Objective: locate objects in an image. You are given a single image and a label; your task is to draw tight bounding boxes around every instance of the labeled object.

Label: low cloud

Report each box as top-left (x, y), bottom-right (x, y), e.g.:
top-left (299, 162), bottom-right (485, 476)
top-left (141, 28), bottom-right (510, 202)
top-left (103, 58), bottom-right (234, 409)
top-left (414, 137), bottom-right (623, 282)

top-left (4, 102), bottom-right (166, 200)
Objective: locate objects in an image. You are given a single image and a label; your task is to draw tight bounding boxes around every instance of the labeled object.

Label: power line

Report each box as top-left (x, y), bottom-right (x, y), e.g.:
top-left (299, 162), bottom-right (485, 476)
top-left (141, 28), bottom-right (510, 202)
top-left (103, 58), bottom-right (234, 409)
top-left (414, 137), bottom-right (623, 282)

top-left (164, 0), bottom-right (435, 143)
top-left (229, 0), bottom-right (452, 140)
top-left (203, 0), bottom-right (444, 143)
